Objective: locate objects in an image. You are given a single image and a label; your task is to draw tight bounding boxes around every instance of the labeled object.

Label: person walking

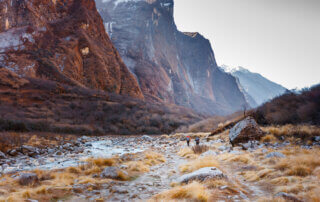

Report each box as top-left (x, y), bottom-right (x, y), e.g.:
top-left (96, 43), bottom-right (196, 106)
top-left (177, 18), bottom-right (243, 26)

top-left (186, 136), bottom-right (191, 147)
top-left (195, 136), bottom-right (200, 146)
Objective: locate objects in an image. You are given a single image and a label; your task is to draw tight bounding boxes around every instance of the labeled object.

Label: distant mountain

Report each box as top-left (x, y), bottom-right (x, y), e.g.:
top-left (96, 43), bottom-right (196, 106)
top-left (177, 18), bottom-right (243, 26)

top-left (221, 65), bottom-right (287, 107)
top-left (95, 0), bottom-right (249, 115)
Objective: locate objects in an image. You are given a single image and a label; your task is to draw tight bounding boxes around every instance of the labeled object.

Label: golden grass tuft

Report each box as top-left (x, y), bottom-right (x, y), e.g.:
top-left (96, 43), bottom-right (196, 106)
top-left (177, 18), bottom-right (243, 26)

top-left (152, 181), bottom-right (209, 202)
top-left (67, 167), bottom-right (81, 174)
top-left (261, 124), bottom-right (320, 140)
top-left (144, 151), bottom-right (166, 165)
top-left (269, 176), bottom-right (301, 185)
top-left (304, 188), bottom-right (320, 202)
top-left (86, 158), bottom-right (115, 167)
top-left (275, 184), bottom-right (304, 194)
top-left (261, 134), bottom-right (278, 143)
top-left (285, 165), bottom-right (312, 177)
top-left (204, 179), bottom-right (228, 189)
top-left (257, 197), bottom-right (286, 202)
top-left (218, 153), bottom-right (253, 164)
top-left (274, 149), bottom-right (320, 176)
top-left (179, 156), bottom-right (219, 173)
top-left (124, 161), bottom-right (150, 173)
top-left (178, 147), bottom-right (197, 159)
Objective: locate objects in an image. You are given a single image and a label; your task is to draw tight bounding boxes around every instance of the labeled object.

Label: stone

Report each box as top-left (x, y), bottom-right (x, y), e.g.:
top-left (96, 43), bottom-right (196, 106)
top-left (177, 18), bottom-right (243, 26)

top-left (21, 145), bottom-right (38, 157)
top-left (240, 141), bottom-right (259, 150)
top-left (220, 185), bottom-right (228, 190)
top-left (63, 143), bottom-right (72, 150)
top-left (176, 167), bottom-right (225, 184)
top-left (100, 167), bottom-right (128, 180)
top-left (4, 167), bottom-right (18, 174)
top-left (105, 140), bottom-right (113, 145)
top-left (25, 200), bottom-right (38, 202)
top-left (229, 117), bottom-right (264, 146)
top-left (18, 173), bottom-right (39, 186)
top-left (0, 151), bottom-right (6, 159)
top-left (314, 136), bottom-right (320, 142)
top-left (200, 150), bottom-right (218, 157)
top-left (229, 150), bottom-right (243, 155)
top-left (266, 152), bottom-right (285, 158)
top-left (84, 143), bottom-right (92, 147)
top-left (275, 192), bottom-right (303, 202)
top-left (8, 149), bottom-right (19, 157)
top-left (218, 145), bottom-right (230, 152)
top-left (141, 135), bottom-right (152, 141)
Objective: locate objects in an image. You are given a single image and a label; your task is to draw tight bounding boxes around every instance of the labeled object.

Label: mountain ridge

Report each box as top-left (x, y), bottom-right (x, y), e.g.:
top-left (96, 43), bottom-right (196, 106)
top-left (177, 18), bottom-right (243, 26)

top-left (220, 65), bottom-right (287, 107)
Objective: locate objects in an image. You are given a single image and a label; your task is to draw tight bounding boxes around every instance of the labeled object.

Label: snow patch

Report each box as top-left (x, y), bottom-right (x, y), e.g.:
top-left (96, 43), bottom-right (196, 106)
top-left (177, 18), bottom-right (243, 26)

top-left (0, 27), bottom-right (34, 52)
top-left (104, 22), bottom-right (115, 37)
top-left (102, 0), bottom-right (144, 7)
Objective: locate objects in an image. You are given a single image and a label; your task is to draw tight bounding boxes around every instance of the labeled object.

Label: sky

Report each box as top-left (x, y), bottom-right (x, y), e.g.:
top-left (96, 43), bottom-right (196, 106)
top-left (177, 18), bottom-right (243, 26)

top-left (174, 0), bottom-right (320, 89)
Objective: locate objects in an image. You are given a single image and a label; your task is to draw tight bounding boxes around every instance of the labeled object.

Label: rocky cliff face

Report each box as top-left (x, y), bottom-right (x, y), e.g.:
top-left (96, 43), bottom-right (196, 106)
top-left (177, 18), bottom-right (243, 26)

top-left (0, 0), bottom-right (143, 98)
top-left (95, 0), bottom-right (248, 115)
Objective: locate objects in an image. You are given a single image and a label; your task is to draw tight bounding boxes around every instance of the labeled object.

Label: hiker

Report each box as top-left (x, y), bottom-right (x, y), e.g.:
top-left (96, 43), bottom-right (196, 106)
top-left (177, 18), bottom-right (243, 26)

top-left (186, 136), bottom-right (191, 147)
top-left (195, 136), bottom-right (200, 145)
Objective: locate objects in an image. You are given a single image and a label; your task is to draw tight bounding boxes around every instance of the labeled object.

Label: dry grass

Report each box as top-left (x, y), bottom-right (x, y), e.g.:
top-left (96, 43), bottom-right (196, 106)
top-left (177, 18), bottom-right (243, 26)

top-left (178, 147), bottom-right (197, 159)
top-left (86, 158), bottom-right (115, 167)
top-left (145, 151), bottom-right (166, 165)
top-left (124, 161), bottom-right (150, 173)
top-left (179, 156), bottom-right (220, 173)
top-left (261, 134), bottom-right (278, 143)
top-left (257, 197), bottom-right (286, 202)
top-left (0, 132), bottom-right (76, 153)
top-left (261, 124), bottom-right (320, 141)
top-left (274, 148), bottom-right (320, 176)
top-left (218, 153), bottom-right (253, 164)
top-left (152, 182), bottom-right (209, 202)
top-left (192, 145), bottom-right (209, 154)
top-left (0, 150), bottom-right (166, 201)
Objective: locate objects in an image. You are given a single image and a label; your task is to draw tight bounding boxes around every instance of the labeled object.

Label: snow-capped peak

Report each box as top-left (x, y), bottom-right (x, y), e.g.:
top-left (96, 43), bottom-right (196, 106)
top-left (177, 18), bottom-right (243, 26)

top-left (220, 65), bottom-right (249, 73)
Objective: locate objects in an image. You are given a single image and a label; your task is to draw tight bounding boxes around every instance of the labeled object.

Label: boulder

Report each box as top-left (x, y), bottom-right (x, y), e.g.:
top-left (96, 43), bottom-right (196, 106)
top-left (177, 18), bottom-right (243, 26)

top-left (177, 167), bottom-right (225, 184)
top-left (100, 167), bottom-right (128, 180)
top-left (229, 117), bottom-right (264, 146)
top-left (266, 152), bottom-right (285, 159)
top-left (18, 173), bottom-right (39, 186)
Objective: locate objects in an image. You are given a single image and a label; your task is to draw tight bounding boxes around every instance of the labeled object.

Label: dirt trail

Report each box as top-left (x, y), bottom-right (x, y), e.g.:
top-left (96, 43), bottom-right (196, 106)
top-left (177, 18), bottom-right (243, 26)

top-left (100, 143), bottom-right (189, 201)
top-left (99, 137), bottom-right (271, 201)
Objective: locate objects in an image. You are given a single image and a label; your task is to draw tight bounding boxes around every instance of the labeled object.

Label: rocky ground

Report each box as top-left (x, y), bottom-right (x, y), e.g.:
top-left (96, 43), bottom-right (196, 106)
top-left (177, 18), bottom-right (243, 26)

top-left (0, 124), bottom-right (320, 201)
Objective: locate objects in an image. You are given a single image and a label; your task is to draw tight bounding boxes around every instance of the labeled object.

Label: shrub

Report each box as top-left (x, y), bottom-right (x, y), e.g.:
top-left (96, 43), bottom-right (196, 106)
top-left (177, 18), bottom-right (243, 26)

top-left (192, 145), bottom-right (209, 154)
